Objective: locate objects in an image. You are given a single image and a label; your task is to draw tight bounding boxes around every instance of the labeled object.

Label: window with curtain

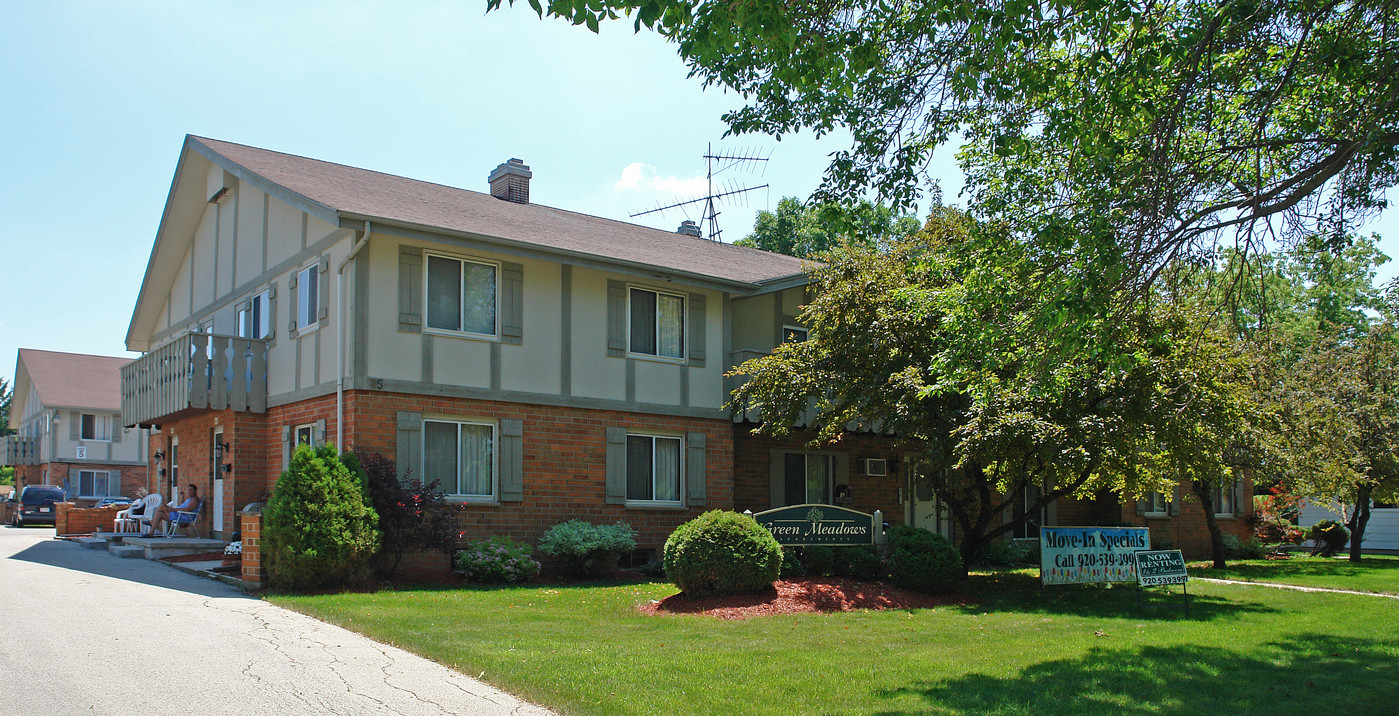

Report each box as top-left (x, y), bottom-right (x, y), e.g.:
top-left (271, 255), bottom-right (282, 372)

top-left (1144, 492), bottom-right (1170, 516)
top-left (626, 433), bottom-right (682, 502)
top-left (80, 414), bottom-right (111, 441)
top-left (629, 287), bottom-right (684, 359)
top-left (424, 419), bottom-right (496, 499)
top-left (1212, 480), bottom-right (1237, 516)
top-left (783, 453), bottom-right (832, 506)
top-left (237, 290), bottom-right (271, 339)
top-left (77, 470), bottom-right (114, 498)
top-left (426, 254), bottom-right (498, 336)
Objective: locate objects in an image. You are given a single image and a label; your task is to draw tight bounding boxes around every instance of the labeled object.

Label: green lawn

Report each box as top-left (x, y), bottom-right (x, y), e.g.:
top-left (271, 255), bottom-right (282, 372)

top-left (1189, 554), bottom-right (1399, 594)
top-left (272, 569), bottom-right (1399, 715)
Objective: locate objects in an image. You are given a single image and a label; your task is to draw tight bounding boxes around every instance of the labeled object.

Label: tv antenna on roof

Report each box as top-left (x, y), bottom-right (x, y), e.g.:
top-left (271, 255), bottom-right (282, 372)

top-left (630, 143), bottom-right (770, 242)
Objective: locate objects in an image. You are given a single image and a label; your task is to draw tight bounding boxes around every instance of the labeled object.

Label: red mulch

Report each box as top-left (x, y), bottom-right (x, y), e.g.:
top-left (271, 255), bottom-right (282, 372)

top-left (637, 577), bottom-right (974, 620)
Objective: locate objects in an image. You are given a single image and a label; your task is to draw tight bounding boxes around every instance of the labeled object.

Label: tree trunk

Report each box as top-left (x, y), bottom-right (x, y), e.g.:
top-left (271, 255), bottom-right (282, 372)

top-left (1191, 481), bottom-right (1227, 569)
top-left (1347, 485), bottom-right (1372, 562)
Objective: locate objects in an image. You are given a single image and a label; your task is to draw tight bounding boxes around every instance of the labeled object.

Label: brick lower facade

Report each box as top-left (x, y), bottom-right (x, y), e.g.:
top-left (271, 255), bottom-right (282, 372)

top-left (12, 462), bottom-right (147, 504)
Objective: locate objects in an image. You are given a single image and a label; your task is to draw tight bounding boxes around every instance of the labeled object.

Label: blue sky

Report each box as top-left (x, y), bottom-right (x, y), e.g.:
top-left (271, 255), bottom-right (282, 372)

top-left (0, 1), bottom-right (1394, 388)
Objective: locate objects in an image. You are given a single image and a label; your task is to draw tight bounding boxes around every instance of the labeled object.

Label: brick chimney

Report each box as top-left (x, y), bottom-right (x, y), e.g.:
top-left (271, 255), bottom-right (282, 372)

top-left (676, 220), bottom-right (702, 238)
top-left (489, 158), bottom-right (532, 204)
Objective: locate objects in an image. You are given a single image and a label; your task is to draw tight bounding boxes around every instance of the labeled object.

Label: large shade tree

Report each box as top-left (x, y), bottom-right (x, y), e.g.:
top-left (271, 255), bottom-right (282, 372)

top-left (496, 0), bottom-right (1399, 297)
top-left (734, 196), bottom-right (921, 259)
top-left (730, 210), bottom-right (1265, 570)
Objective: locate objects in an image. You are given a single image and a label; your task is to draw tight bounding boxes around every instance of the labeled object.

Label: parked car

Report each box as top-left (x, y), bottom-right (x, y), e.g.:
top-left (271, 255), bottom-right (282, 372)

top-left (94, 497), bottom-right (132, 509)
top-left (13, 486), bottom-right (66, 527)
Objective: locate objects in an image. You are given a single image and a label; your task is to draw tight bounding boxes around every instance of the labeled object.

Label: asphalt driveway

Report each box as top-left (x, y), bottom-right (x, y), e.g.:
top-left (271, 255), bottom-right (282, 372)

top-left (0, 526), bottom-right (554, 715)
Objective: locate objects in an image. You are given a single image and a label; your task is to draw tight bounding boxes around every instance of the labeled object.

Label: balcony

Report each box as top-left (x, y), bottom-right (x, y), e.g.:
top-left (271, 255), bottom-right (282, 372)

top-left (121, 333), bottom-right (268, 427)
top-left (0, 436), bottom-right (40, 466)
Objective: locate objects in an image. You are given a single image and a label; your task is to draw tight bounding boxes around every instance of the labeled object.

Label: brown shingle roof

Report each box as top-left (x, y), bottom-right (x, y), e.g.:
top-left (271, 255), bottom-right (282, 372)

top-left (18, 349), bottom-right (131, 412)
top-left (189, 136), bottom-right (811, 288)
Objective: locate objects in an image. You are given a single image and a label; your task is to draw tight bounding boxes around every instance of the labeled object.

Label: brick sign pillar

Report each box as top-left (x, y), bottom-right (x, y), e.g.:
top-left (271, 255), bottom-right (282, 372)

top-left (241, 512), bottom-right (264, 586)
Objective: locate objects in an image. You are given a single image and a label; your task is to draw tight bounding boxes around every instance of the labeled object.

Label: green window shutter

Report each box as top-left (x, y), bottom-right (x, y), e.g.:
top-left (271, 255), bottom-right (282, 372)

top-left (606, 280), bottom-right (626, 357)
top-left (769, 449), bottom-right (785, 509)
top-left (313, 418), bottom-right (326, 447)
top-left (501, 262), bottom-right (524, 344)
top-left (317, 258), bottom-right (330, 321)
top-left (287, 271), bottom-right (299, 332)
top-left (500, 418), bottom-right (524, 501)
top-left (1135, 497), bottom-right (1148, 516)
top-left (1168, 485), bottom-right (1180, 517)
top-left (398, 247), bottom-right (423, 332)
top-left (686, 432), bottom-right (707, 506)
top-left (396, 411), bottom-right (422, 484)
top-left (280, 426), bottom-right (291, 471)
top-left (605, 426), bottom-right (627, 504)
top-left (687, 293), bottom-right (706, 367)
top-left (69, 413), bottom-right (80, 441)
top-left (1232, 480), bottom-right (1243, 516)
top-left (266, 284), bottom-right (278, 342)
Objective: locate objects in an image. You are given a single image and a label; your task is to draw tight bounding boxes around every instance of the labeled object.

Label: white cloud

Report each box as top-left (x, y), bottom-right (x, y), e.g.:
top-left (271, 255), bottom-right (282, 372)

top-left (613, 162), bottom-right (708, 197)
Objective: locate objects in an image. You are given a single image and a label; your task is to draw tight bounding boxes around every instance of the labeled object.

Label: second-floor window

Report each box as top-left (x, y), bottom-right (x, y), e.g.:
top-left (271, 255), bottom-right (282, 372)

top-left (80, 414), bottom-right (111, 441)
top-left (238, 290), bottom-right (271, 339)
top-left (629, 287), bottom-right (684, 359)
top-left (297, 265), bottom-right (319, 330)
top-left (426, 254), bottom-right (498, 337)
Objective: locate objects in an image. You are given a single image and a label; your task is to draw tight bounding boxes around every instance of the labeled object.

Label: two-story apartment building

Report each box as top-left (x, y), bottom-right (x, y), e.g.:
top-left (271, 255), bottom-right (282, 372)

top-left (3, 349), bottom-right (151, 501)
top-left (120, 136), bottom-right (1250, 560)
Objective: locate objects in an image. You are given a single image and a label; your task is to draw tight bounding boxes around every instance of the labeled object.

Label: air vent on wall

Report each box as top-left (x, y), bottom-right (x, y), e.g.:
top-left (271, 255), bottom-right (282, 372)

top-left (861, 458), bottom-right (888, 477)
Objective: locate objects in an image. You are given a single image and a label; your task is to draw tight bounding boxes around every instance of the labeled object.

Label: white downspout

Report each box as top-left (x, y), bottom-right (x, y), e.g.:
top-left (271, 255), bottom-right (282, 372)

top-left (336, 222), bottom-right (372, 452)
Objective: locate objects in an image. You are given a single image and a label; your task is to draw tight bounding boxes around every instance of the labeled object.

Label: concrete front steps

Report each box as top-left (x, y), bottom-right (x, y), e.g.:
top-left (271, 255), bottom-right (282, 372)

top-left (77, 532), bottom-right (225, 560)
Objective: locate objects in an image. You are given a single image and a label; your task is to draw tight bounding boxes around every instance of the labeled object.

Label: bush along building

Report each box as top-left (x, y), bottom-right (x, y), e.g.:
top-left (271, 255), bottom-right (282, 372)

top-left (3, 349), bottom-right (151, 501)
top-left (120, 136), bottom-right (1249, 572)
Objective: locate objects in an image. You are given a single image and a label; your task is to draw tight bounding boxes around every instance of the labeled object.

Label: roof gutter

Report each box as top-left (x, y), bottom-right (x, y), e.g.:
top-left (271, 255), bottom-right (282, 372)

top-left (335, 221), bottom-right (372, 452)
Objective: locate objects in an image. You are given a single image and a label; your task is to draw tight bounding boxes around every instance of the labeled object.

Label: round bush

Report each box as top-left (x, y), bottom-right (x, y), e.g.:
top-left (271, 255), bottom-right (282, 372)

top-left (454, 536), bottom-right (540, 584)
top-left (263, 444), bottom-right (380, 591)
top-left (884, 525), bottom-right (962, 593)
top-left (664, 510), bottom-right (783, 597)
top-left (1308, 519), bottom-right (1349, 557)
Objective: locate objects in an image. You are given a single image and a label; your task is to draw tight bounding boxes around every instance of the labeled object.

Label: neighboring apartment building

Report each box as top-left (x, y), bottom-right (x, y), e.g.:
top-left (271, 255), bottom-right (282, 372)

top-left (2, 349), bottom-right (151, 501)
top-left (119, 135), bottom-right (1248, 560)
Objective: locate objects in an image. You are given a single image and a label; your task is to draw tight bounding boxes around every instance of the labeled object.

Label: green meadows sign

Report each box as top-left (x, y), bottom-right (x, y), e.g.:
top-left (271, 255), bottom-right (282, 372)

top-left (751, 504), bottom-right (879, 546)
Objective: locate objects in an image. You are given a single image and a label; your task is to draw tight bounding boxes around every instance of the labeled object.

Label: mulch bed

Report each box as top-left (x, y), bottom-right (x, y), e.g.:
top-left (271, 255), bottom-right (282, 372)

top-left (162, 552), bottom-right (230, 563)
top-left (637, 576), bottom-right (974, 620)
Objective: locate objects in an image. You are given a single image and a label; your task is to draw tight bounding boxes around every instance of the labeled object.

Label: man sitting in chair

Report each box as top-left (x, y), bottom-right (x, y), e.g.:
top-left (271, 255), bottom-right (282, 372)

top-left (148, 484), bottom-right (200, 537)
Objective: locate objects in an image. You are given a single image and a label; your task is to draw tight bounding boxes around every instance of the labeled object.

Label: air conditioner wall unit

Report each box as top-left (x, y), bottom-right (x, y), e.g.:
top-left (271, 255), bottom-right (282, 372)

top-left (861, 457), bottom-right (888, 477)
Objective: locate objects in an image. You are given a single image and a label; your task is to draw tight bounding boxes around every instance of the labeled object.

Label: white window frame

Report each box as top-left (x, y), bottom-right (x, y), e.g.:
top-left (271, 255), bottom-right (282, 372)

top-left (1013, 484), bottom-right (1046, 540)
top-left (625, 432), bottom-right (684, 506)
top-left (293, 424), bottom-right (315, 449)
top-left (779, 451), bottom-right (835, 507)
top-left (79, 413), bottom-right (112, 442)
top-left (237, 289), bottom-right (272, 339)
top-left (297, 264), bottom-right (320, 332)
top-left (76, 470), bottom-right (115, 499)
top-left (782, 324), bottom-right (809, 343)
top-left (422, 417), bottom-right (498, 502)
top-left (1144, 491), bottom-right (1170, 517)
top-left (627, 286), bottom-right (686, 361)
top-left (423, 252), bottom-right (500, 339)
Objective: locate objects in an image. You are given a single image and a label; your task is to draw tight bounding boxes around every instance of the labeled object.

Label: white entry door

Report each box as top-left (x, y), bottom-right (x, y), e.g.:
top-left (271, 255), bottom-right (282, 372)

top-left (212, 429), bottom-right (224, 534)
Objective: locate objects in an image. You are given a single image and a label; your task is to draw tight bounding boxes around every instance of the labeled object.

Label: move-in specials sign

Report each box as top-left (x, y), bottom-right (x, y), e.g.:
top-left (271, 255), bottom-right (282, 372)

top-left (1134, 549), bottom-right (1189, 586)
top-left (752, 504), bottom-right (876, 546)
top-left (1040, 526), bottom-right (1150, 585)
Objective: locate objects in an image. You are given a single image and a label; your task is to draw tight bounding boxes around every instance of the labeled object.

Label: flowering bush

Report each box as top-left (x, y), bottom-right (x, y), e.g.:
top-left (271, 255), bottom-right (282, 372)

top-left (224, 541), bottom-right (243, 556)
top-left (454, 536), bottom-right (540, 584)
top-left (538, 520), bottom-right (637, 576)
top-left (1250, 484), bottom-right (1303, 545)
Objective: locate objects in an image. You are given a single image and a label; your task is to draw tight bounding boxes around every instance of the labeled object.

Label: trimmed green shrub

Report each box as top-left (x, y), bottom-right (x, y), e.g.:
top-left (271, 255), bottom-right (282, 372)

top-left (263, 444), bottom-right (380, 591)
top-left (1308, 519), bottom-right (1349, 557)
top-left (802, 544), bottom-right (883, 580)
top-left (975, 539), bottom-right (1033, 566)
top-left (537, 519), bottom-right (637, 576)
top-left (780, 547), bottom-right (807, 578)
top-left (884, 525), bottom-right (962, 593)
top-left (664, 510), bottom-right (783, 597)
top-left (454, 536), bottom-right (540, 583)
top-left (803, 545), bottom-right (841, 576)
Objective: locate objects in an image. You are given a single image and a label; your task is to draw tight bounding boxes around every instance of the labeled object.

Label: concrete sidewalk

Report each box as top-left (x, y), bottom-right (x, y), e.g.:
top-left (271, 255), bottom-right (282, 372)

top-left (0, 526), bottom-right (556, 715)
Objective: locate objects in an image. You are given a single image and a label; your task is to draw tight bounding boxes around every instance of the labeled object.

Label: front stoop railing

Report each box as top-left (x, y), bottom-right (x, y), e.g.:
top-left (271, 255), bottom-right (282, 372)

top-left (121, 333), bottom-right (268, 427)
top-left (0, 436), bottom-right (40, 466)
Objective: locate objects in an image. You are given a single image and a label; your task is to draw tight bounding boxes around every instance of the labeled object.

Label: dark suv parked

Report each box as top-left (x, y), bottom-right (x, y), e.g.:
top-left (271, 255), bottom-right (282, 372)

top-left (13, 486), bottom-right (65, 527)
